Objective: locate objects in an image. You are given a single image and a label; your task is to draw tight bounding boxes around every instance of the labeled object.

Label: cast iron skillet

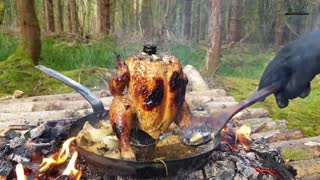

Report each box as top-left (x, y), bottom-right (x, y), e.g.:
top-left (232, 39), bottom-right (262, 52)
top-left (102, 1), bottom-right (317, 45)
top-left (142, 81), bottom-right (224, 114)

top-left (37, 65), bottom-right (221, 178)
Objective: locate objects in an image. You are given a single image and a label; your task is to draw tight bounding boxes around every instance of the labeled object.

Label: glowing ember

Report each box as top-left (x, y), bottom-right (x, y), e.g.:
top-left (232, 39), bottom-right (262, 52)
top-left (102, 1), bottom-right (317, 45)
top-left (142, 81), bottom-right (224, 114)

top-left (15, 163), bottom-right (26, 180)
top-left (236, 125), bottom-right (252, 150)
top-left (62, 151), bottom-right (82, 180)
top-left (39, 137), bottom-right (76, 172)
top-left (255, 167), bottom-right (280, 177)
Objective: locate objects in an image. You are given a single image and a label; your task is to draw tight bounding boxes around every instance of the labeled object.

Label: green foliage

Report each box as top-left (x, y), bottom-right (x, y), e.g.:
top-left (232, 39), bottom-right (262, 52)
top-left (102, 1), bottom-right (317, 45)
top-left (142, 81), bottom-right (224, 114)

top-left (40, 37), bottom-right (119, 71)
top-left (35, 67), bottom-right (113, 96)
top-left (0, 49), bottom-right (113, 97)
top-left (0, 50), bottom-right (44, 97)
top-left (166, 42), bottom-right (206, 70)
top-left (219, 45), bottom-right (275, 79)
top-left (0, 33), bottom-right (18, 61)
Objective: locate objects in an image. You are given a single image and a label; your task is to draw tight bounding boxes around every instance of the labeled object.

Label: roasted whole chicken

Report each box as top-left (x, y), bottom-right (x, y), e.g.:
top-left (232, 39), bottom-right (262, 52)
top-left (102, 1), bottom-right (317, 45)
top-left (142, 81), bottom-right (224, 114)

top-left (109, 45), bottom-right (191, 160)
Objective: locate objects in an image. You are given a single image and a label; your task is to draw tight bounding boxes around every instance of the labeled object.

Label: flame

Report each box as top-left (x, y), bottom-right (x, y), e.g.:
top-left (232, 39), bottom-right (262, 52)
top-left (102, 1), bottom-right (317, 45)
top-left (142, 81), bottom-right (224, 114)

top-left (16, 163), bottom-right (26, 180)
top-left (39, 137), bottom-right (76, 172)
top-left (62, 151), bottom-right (82, 180)
top-left (236, 125), bottom-right (252, 150)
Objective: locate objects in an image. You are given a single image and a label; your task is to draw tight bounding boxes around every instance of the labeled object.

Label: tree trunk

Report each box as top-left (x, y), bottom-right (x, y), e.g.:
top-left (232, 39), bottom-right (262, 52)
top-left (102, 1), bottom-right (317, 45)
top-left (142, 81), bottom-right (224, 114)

top-left (0, 0), bottom-right (5, 26)
top-left (134, 0), bottom-right (140, 32)
top-left (121, 0), bottom-right (127, 32)
top-left (192, 0), bottom-right (200, 42)
top-left (56, 0), bottom-right (64, 33)
top-left (227, 0), bottom-right (242, 42)
top-left (206, 0), bottom-right (221, 73)
top-left (317, 2), bottom-right (320, 30)
top-left (141, 0), bottom-right (153, 41)
top-left (44, 0), bottom-right (55, 32)
top-left (69, 0), bottom-right (79, 34)
top-left (16, 0), bottom-right (41, 65)
top-left (274, 0), bottom-right (284, 48)
top-left (97, 0), bottom-right (111, 36)
top-left (111, 0), bottom-right (116, 32)
top-left (184, 0), bottom-right (192, 40)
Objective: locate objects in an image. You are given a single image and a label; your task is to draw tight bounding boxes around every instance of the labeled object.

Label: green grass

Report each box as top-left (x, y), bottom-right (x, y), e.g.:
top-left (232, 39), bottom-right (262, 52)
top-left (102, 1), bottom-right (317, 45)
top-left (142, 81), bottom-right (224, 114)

top-left (0, 49), bottom-right (114, 96)
top-left (0, 34), bottom-right (206, 72)
top-left (40, 37), bottom-right (119, 71)
top-left (0, 33), bottom-right (18, 61)
top-left (219, 45), bottom-right (275, 79)
top-left (281, 148), bottom-right (318, 161)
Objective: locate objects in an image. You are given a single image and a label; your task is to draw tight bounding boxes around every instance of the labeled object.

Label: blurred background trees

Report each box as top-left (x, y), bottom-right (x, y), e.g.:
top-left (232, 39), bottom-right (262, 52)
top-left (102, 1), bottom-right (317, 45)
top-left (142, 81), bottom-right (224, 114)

top-left (0, 0), bottom-right (319, 70)
top-left (0, 0), bottom-right (320, 136)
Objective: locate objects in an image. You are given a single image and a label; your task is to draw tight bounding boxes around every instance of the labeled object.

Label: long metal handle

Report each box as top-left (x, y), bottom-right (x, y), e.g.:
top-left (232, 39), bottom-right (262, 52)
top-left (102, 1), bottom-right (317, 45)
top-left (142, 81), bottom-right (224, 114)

top-left (205, 80), bottom-right (284, 134)
top-left (36, 65), bottom-right (105, 114)
top-left (221, 80), bottom-right (283, 121)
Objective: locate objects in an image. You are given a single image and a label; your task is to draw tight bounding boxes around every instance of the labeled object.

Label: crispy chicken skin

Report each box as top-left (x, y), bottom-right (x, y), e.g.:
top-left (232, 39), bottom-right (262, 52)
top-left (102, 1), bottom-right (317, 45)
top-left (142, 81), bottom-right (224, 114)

top-left (109, 53), bottom-right (191, 160)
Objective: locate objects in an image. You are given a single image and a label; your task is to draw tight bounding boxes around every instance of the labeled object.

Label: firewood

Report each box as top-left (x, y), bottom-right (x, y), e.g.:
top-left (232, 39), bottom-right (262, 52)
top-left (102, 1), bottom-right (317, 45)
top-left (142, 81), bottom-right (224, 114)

top-left (251, 129), bottom-right (304, 143)
top-left (266, 129), bottom-right (304, 143)
top-left (0, 109), bottom-right (90, 123)
top-left (0, 90), bottom-right (109, 103)
top-left (205, 101), bottom-right (238, 109)
top-left (238, 118), bottom-right (288, 132)
top-left (231, 108), bottom-right (269, 120)
top-left (251, 122), bottom-right (267, 134)
top-left (188, 89), bottom-right (227, 97)
top-left (288, 158), bottom-right (320, 178)
top-left (269, 136), bottom-right (320, 149)
top-left (0, 97), bottom-right (113, 113)
top-left (186, 95), bottom-right (235, 107)
top-left (183, 65), bottom-right (209, 91)
top-left (0, 109), bottom-right (91, 130)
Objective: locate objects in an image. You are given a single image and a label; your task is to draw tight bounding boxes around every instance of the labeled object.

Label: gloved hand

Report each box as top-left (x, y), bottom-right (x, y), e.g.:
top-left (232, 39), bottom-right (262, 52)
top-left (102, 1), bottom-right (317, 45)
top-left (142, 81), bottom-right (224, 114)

top-left (258, 31), bottom-right (320, 108)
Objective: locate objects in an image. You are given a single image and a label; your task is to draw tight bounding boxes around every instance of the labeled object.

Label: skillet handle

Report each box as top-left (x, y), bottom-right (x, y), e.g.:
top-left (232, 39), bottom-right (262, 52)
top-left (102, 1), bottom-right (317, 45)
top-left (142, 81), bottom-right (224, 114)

top-left (36, 65), bottom-right (105, 116)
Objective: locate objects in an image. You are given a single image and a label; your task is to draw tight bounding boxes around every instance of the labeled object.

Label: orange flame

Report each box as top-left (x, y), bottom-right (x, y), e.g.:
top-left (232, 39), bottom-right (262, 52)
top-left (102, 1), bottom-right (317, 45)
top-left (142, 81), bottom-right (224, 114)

top-left (39, 137), bottom-right (76, 172)
top-left (62, 151), bottom-right (82, 180)
top-left (16, 163), bottom-right (26, 180)
top-left (236, 125), bottom-right (252, 150)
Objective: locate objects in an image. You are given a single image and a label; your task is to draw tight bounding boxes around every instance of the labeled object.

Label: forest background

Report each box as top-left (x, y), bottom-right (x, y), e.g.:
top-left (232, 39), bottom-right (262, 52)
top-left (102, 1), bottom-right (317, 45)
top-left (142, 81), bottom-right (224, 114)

top-left (0, 0), bottom-right (319, 137)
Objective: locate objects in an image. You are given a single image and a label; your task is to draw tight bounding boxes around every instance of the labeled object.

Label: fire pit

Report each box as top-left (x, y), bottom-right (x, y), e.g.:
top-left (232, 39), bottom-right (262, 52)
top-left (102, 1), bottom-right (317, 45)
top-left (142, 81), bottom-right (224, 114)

top-left (0, 119), bottom-right (296, 179)
top-left (0, 62), bottom-right (297, 179)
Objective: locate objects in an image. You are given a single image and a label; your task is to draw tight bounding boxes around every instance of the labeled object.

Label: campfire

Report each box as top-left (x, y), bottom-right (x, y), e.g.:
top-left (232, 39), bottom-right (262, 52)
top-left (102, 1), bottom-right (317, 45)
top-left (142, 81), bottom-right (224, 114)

top-left (0, 119), bottom-right (296, 179)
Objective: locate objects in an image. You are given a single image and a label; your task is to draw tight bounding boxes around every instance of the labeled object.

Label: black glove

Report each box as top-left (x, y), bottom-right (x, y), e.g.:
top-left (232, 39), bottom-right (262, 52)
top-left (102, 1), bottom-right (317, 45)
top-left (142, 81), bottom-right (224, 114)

top-left (258, 31), bottom-right (320, 108)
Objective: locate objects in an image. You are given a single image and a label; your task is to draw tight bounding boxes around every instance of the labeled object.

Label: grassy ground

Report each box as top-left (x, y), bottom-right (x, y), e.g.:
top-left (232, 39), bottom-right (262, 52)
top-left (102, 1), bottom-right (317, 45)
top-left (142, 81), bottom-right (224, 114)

top-left (0, 33), bottom-right (319, 137)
